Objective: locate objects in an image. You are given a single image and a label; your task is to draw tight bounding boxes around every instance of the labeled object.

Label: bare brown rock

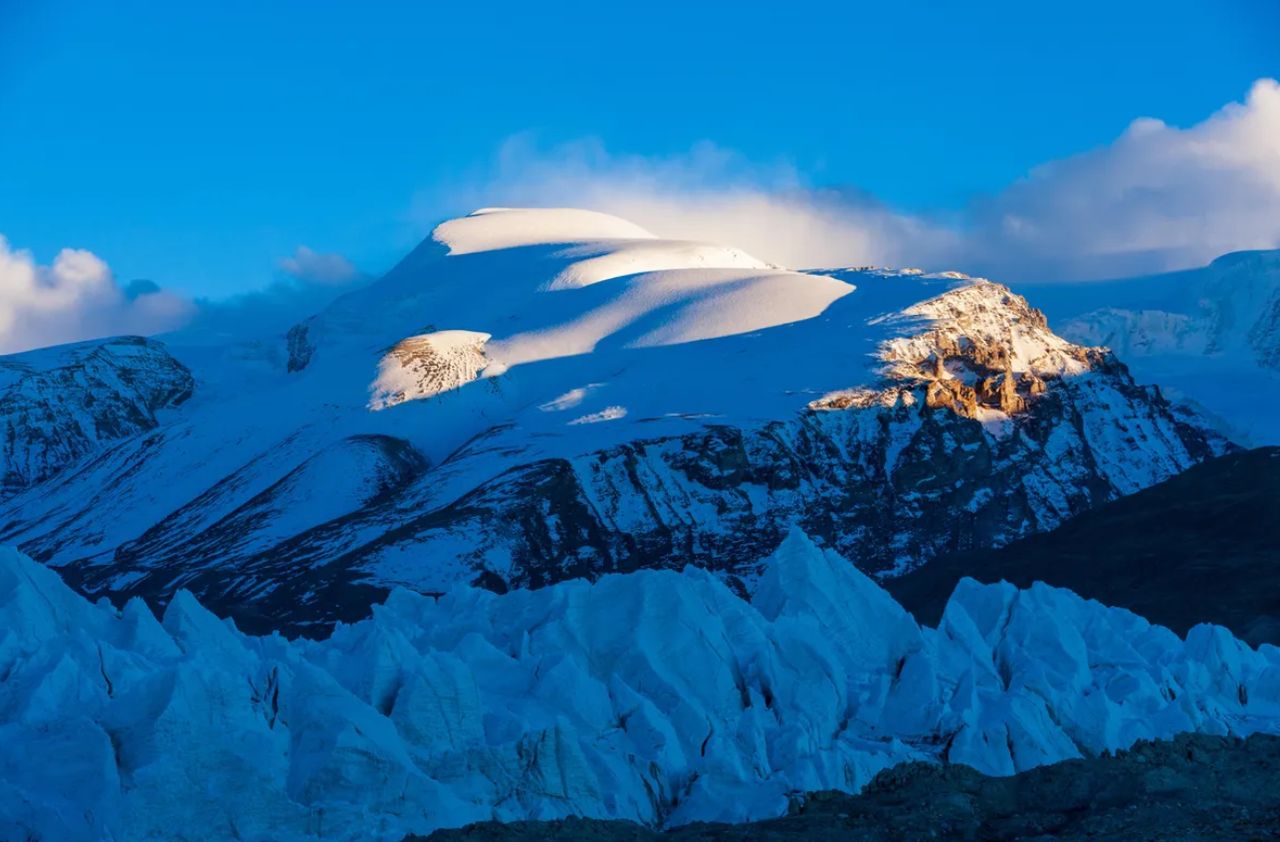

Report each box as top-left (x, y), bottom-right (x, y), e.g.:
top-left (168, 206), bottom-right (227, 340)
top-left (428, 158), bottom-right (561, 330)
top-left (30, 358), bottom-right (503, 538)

top-left (925, 378), bottom-right (978, 418)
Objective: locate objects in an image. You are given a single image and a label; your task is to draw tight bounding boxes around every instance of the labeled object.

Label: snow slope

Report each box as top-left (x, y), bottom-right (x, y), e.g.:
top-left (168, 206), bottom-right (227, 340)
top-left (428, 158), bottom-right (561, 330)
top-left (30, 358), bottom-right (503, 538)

top-left (0, 209), bottom-right (1224, 631)
top-left (1026, 249), bottom-right (1280, 446)
top-left (3, 532), bottom-right (1279, 842)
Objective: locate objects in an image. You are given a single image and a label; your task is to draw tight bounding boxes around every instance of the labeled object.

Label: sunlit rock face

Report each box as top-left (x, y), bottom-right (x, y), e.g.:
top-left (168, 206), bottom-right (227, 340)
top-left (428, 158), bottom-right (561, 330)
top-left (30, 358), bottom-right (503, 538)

top-left (2, 533), bottom-right (1279, 842)
top-left (0, 210), bottom-right (1226, 632)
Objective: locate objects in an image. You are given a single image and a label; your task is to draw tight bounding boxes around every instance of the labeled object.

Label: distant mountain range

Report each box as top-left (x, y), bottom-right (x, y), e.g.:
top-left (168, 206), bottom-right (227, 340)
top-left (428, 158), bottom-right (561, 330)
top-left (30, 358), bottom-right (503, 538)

top-left (0, 209), bottom-right (1227, 633)
top-left (1022, 249), bottom-right (1280, 447)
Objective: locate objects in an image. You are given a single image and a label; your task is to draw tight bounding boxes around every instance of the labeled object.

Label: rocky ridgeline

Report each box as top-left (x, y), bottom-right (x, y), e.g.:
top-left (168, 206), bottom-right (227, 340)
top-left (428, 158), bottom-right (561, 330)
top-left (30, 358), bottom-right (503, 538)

top-left (811, 282), bottom-right (1088, 418)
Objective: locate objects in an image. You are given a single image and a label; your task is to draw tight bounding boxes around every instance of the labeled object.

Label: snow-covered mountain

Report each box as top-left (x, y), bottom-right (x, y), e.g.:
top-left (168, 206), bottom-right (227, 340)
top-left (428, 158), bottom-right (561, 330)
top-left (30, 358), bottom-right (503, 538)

top-left (0, 209), bottom-right (1225, 632)
top-left (3, 532), bottom-right (1279, 842)
top-left (1027, 249), bottom-right (1280, 446)
top-left (0, 336), bottom-right (193, 498)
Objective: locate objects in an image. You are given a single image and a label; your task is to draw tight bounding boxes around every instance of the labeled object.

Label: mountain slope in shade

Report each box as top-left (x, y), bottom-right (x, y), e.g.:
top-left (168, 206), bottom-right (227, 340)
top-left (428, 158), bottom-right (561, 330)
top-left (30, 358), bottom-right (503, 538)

top-left (1025, 249), bottom-right (1280, 446)
top-left (0, 209), bottom-right (1226, 632)
top-left (887, 446), bottom-right (1280, 646)
top-left (4, 533), bottom-right (1280, 842)
top-left (0, 336), bottom-right (193, 498)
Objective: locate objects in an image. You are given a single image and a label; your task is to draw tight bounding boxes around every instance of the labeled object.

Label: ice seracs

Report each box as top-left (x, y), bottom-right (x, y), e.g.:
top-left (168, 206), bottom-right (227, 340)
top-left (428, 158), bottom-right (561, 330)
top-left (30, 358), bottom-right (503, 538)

top-left (2, 531), bottom-right (1279, 842)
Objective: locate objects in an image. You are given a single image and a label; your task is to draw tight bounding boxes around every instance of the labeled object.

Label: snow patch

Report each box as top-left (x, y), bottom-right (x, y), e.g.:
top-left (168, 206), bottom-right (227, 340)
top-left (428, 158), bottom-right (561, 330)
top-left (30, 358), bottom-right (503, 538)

top-left (369, 330), bottom-right (492, 410)
top-left (539, 385), bottom-right (603, 412)
top-left (568, 405), bottom-right (627, 425)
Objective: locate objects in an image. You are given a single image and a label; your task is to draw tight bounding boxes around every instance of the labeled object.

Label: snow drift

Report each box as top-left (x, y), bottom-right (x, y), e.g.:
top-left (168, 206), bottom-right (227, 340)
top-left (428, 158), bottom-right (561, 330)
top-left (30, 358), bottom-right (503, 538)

top-left (3, 532), bottom-right (1278, 842)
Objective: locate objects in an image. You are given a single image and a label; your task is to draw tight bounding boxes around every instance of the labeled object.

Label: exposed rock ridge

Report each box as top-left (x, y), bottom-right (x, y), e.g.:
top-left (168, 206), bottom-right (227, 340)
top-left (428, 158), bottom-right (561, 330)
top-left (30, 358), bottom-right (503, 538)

top-left (816, 281), bottom-right (1092, 418)
top-left (370, 330), bottom-right (494, 410)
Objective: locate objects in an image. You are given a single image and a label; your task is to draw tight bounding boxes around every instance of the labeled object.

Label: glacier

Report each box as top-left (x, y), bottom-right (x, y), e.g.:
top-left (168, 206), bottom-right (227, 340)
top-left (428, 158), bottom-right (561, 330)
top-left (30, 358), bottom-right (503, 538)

top-left (3, 531), bottom-right (1279, 842)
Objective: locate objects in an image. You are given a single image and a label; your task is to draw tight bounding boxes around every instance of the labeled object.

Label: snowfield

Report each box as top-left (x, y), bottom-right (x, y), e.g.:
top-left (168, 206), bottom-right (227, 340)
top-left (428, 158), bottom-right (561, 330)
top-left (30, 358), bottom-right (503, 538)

top-left (3, 532), bottom-right (1279, 842)
top-left (1027, 248), bottom-right (1280, 446)
top-left (0, 208), bottom-right (1223, 631)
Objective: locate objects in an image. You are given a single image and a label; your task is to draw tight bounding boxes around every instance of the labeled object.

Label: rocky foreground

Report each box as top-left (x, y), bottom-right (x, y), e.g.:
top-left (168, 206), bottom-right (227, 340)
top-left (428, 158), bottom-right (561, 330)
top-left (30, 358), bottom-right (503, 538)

top-left (416, 732), bottom-right (1280, 841)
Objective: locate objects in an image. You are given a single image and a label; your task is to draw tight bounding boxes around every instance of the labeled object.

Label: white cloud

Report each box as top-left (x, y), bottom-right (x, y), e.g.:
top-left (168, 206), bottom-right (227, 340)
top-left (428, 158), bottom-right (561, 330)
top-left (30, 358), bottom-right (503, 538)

top-left (428, 79), bottom-right (1280, 282)
top-left (966, 77), bottom-right (1280, 280)
top-left (429, 136), bottom-right (962, 270)
top-left (0, 238), bottom-right (193, 355)
top-left (7, 81), bottom-right (1276, 358)
top-left (0, 239), bottom-right (371, 355)
top-left (279, 246), bottom-right (363, 285)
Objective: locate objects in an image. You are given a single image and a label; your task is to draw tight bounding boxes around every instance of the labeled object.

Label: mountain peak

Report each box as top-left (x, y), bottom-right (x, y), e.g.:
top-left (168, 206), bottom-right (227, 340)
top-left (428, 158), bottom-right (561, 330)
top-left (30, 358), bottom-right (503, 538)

top-left (0, 215), bottom-right (1226, 632)
top-left (430, 207), bottom-right (657, 255)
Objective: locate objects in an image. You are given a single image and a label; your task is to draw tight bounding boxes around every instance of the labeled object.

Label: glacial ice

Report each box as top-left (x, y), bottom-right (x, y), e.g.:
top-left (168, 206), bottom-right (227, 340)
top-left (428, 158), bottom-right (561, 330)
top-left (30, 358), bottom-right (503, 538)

top-left (2, 531), bottom-right (1279, 841)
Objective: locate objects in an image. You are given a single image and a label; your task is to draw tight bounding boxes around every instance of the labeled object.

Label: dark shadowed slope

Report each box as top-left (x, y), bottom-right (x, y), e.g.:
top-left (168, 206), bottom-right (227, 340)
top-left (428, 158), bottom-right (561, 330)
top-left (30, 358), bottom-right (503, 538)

top-left (887, 447), bottom-right (1280, 645)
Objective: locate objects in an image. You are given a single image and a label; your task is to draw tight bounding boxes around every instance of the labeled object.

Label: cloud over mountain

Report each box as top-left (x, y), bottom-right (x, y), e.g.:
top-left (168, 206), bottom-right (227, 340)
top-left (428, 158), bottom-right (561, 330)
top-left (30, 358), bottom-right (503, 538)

top-left (0, 239), bottom-right (373, 354)
top-left (445, 79), bottom-right (1280, 282)
top-left (5, 80), bottom-right (1277, 357)
top-left (965, 77), bottom-right (1280, 280)
top-left (279, 245), bottom-right (364, 286)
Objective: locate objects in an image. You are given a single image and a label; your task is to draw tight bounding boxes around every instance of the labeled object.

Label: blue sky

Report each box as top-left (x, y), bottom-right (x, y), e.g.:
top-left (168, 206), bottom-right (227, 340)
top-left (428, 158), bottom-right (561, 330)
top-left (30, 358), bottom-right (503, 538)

top-left (1, 0), bottom-right (1277, 299)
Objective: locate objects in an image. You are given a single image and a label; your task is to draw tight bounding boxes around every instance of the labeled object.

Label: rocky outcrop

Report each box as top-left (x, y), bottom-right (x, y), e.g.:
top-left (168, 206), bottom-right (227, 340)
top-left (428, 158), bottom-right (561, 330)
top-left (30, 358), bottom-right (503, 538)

top-left (369, 330), bottom-right (493, 410)
top-left (285, 322), bottom-right (315, 372)
top-left (869, 283), bottom-right (1093, 419)
top-left (415, 733), bottom-right (1280, 842)
top-left (0, 336), bottom-right (193, 499)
